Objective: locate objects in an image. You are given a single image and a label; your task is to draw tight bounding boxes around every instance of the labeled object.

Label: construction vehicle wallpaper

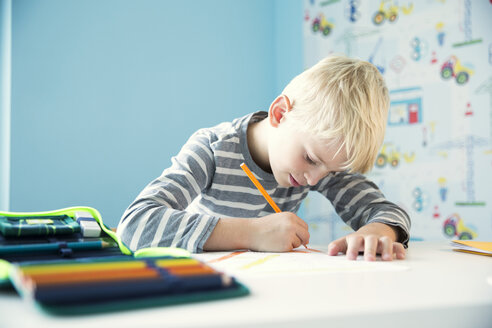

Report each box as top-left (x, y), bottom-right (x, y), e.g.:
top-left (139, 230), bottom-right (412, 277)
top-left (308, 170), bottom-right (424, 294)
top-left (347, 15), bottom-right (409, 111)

top-left (300, 0), bottom-right (491, 244)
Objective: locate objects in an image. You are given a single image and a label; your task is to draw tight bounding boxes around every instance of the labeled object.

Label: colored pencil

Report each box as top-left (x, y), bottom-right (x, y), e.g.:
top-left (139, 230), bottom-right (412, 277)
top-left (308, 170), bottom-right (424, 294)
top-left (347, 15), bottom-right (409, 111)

top-left (24, 265), bottom-right (216, 286)
top-left (167, 265), bottom-right (216, 276)
top-left (240, 163), bottom-right (281, 213)
top-left (32, 273), bottom-right (232, 305)
top-left (13, 254), bottom-right (237, 306)
top-left (0, 239), bottom-right (117, 255)
top-left (240, 162), bottom-right (308, 248)
top-left (20, 257), bottom-right (198, 275)
top-left (20, 260), bottom-right (147, 275)
top-left (25, 267), bottom-right (160, 286)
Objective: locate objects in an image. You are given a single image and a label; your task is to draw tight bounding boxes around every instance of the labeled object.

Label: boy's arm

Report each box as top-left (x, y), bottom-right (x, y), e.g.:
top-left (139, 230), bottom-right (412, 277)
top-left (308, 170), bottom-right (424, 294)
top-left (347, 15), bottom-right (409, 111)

top-left (117, 127), bottom-right (311, 254)
top-left (117, 131), bottom-right (219, 252)
top-left (203, 212), bottom-right (310, 252)
top-left (315, 171), bottom-right (411, 260)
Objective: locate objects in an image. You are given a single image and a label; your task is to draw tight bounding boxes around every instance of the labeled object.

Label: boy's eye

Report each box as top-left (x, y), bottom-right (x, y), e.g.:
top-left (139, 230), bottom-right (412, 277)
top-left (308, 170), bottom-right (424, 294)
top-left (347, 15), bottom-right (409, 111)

top-left (305, 155), bottom-right (316, 165)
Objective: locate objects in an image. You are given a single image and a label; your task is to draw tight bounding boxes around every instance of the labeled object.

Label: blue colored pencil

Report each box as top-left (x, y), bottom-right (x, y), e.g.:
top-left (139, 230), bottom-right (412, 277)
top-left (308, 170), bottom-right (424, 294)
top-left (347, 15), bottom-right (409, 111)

top-left (0, 240), bottom-right (116, 254)
top-left (33, 273), bottom-right (232, 305)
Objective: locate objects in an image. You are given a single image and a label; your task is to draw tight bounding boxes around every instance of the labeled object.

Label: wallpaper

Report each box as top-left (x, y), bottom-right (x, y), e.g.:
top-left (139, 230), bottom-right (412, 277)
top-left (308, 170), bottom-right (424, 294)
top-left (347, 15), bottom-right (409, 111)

top-left (300, 0), bottom-right (492, 243)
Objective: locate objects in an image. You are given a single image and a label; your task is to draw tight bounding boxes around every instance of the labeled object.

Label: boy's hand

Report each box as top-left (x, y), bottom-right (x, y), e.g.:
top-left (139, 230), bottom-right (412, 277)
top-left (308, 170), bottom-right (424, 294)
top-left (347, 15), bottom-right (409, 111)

top-left (250, 212), bottom-right (310, 252)
top-left (327, 222), bottom-right (406, 261)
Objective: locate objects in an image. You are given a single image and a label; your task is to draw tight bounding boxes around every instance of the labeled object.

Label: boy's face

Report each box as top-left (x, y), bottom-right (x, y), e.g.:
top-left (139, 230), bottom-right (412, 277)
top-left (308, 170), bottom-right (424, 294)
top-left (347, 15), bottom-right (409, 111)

top-left (268, 114), bottom-right (348, 188)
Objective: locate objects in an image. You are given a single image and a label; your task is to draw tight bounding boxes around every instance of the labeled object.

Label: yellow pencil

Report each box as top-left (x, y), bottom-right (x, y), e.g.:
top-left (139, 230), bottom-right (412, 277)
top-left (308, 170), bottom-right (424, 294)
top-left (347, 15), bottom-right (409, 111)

top-left (240, 163), bottom-right (307, 248)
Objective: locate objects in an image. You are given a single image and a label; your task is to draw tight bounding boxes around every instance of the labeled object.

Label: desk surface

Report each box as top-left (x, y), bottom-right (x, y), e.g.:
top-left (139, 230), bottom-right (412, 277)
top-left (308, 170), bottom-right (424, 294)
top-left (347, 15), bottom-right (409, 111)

top-left (0, 241), bottom-right (491, 328)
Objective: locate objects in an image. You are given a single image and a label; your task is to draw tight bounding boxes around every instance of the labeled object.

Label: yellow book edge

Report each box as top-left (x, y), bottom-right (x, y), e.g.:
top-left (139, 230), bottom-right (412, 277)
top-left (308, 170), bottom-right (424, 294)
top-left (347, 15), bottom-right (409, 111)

top-left (451, 240), bottom-right (492, 256)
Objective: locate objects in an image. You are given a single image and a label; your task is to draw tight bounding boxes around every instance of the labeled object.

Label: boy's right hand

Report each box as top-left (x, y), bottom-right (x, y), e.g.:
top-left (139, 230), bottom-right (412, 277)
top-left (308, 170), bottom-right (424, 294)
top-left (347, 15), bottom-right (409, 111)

top-left (249, 212), bottom-right (310, 252)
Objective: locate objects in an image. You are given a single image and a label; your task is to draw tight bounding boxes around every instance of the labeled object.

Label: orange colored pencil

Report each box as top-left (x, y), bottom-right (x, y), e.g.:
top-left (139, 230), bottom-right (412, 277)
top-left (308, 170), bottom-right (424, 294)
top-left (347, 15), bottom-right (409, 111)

top-left (240, 163), bottom-right (281, 213)
top-left (25, 267), bottom-right (160, 286)
top-left (168, 266), bottom-right (217, 276)
top-left (240, 162), bottom-right (308, 249)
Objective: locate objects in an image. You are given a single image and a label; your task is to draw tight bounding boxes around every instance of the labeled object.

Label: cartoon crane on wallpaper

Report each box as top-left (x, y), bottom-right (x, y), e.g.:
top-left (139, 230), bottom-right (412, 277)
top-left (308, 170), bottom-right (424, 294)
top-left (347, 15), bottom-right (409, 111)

top-left (335, 28), bottom-right (379, 57)
top-left (475, 76), bottom-right (492, 140)
top-left (452, 0), bottom-right (482, 48)
top-left (434, 135), bottom-right (488, 206)
top-left (368, 37), bottom-right (385, 74)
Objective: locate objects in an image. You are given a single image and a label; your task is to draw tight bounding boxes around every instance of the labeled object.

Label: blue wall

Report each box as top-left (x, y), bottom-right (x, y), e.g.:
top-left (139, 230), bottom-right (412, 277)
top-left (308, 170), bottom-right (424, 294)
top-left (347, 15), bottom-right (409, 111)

top-left (273, 0), bottom-right (303, 95)
top-left (0, 0), bottom-right (11, 211)
top-left (9, 0), bottom-right (302, 226)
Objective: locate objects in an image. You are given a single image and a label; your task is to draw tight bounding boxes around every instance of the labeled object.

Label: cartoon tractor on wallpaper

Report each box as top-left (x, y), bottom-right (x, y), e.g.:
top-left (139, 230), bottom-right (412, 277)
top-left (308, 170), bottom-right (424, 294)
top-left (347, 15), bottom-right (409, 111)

top-left (440, 56), bottom-right (474, 85)
top-left (312, 14), bottom-right (334, 36)
top-left (375, 143), bottom-right (400, 168)
top-left (443, 213), bottom-right (477, 240)
top-left (372, 0), bottom-right (414, 25)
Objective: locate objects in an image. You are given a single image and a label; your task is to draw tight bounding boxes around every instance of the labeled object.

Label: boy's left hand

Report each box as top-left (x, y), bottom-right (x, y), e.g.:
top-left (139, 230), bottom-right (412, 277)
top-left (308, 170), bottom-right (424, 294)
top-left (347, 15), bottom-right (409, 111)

top-left (327, 222), bottom-right (406, 261)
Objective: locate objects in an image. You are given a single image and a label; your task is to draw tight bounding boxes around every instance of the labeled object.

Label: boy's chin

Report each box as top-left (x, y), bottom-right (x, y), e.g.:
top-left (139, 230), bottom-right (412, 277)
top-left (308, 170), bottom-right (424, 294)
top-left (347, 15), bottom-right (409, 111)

top-left (275, 177), bottom-right (291, 188)
top-left (271, 170), bottom-right (290, 187)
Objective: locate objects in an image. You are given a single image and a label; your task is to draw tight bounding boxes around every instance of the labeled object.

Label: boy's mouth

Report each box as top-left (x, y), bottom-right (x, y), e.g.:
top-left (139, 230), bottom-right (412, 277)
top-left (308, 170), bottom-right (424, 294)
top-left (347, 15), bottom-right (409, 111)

top-left (289, 174), bottom-right (301, 187)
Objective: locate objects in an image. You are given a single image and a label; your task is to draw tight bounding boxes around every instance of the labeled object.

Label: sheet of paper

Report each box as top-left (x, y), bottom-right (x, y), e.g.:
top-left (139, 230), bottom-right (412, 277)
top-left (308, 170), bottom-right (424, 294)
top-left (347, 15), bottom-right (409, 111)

top-left (195, 248), bottom-right (409, 277)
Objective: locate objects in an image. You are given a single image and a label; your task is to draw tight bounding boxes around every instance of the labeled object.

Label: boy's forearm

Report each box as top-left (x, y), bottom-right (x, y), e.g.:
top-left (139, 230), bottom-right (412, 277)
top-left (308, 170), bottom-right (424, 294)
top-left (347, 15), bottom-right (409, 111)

top-left (203, 218), bottom-right (253, 251)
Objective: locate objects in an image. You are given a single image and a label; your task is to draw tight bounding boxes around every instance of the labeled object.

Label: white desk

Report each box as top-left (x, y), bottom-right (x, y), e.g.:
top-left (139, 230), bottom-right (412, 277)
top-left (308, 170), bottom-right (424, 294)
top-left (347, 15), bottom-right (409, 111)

top-left (0, 242), bottom-right (491, 328)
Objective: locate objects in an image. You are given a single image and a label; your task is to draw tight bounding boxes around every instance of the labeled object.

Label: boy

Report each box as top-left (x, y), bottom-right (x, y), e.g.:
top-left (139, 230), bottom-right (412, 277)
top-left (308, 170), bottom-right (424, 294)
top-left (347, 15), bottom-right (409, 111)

top-left (117, 55), bottom-right (410, 261)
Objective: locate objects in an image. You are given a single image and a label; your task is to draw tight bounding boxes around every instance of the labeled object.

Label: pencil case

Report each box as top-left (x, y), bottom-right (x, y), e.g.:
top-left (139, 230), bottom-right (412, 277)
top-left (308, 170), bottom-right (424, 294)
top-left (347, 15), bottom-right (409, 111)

top-left (0, 207), bottom-right (249, 315)
top-left (0, 207), bottom-right (131, 265)
top-left (0, 214), bottom-right (80, 237)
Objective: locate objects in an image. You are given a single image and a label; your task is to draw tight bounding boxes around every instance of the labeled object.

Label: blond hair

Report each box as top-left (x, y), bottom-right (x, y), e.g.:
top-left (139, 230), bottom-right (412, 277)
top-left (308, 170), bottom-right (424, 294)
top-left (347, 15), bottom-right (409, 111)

top-left (282, 55), bottom-right (389, 174)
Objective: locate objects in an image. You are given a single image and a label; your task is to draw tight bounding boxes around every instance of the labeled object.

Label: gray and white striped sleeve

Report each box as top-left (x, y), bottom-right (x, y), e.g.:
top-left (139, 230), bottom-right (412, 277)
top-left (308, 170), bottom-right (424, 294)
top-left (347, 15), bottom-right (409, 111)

top-left (315, 171), bottom-right (411, 246)
top-left (117, 130), bottom-right (219, 253)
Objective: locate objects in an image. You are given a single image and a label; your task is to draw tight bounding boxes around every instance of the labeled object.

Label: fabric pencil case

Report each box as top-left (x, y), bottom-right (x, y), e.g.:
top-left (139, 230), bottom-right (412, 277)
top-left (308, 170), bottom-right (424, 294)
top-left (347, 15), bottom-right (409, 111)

top-left (0, 206), bottom-right (249, 315)
top-left (0, 215), bottom-right (80, 237)
top-left (0, 206), bottom-right (132, 286)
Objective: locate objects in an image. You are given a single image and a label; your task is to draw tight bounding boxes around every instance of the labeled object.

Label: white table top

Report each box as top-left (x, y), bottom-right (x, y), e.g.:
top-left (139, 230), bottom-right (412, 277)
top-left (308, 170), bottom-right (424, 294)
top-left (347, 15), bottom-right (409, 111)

top-left (0, 241), bottom-right (491, 328)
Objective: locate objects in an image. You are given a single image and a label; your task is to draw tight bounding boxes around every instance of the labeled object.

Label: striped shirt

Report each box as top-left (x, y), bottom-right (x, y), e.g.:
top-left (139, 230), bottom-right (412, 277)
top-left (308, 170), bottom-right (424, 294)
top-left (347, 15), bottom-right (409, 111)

top-left (117, 111), bottom-right (411, 253)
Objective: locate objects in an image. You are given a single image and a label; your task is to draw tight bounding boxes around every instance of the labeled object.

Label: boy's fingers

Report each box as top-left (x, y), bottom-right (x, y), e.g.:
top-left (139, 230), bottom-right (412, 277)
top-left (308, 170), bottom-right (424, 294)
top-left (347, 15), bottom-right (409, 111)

top-left (346, 235), bottom-right (364, 260)
top-left (379, 236), bottom-right (393, 261)
top-left (291, 235), bottom-right (302, 249)
top-left (295, 216), bottom-right (309, 230)
top-left (296, 227), bottom-right (310, 247)
top-left (363, 236), bottom-right (378, 261)
top-left (328, 237), bottom-right (346, 256)
top-left (393, 242), bottom-right (406, 259)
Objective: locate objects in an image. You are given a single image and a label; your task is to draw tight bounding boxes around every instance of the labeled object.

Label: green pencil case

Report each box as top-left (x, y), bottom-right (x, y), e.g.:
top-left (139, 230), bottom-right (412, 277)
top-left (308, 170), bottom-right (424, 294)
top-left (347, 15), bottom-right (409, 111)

top-left (0, 214), bottom-right (80, 237)
top-left (0, 206), bottom-right (249, 315)
top-left (0, 206), bottom-right (132, 286)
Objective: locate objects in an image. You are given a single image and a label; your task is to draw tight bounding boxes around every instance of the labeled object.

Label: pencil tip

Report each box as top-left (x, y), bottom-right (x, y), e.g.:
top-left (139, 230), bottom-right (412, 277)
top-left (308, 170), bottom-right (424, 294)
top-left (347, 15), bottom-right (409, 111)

top-left (221, 274), bottom-right (233, 286)
top-left (102, 241), bottom-right (116, 248)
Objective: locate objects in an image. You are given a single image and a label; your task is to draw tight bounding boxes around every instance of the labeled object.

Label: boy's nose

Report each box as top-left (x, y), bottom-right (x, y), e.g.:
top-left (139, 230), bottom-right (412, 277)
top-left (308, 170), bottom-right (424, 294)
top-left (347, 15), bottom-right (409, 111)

top-left (305, 169), bottom-right (324, 186)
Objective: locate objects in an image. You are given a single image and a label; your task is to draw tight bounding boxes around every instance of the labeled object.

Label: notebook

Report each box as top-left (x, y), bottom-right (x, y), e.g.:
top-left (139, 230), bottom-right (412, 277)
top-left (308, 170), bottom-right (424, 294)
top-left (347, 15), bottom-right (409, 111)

top-left (451, 240), bottom-right (492, 257)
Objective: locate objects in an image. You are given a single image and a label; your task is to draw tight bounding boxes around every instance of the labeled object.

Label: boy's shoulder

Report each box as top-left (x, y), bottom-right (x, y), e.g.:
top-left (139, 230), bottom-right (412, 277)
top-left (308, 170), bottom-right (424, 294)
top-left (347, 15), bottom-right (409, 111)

top-left (193, 111), bottom-right (264, 144)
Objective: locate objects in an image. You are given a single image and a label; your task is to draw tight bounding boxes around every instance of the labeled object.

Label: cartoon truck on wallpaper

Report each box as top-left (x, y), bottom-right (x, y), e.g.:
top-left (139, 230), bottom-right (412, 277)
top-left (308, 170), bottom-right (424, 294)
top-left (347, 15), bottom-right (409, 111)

top-left (372, 0), bottom-right (414, 25)
top-left (375, 143), bottom-right (400, 168)
top-left (443, 213), bottom-right (477, 240)
top-left (312, 14), bottom-right (334, 36)
top-left (440, 56), bottom-right (474, 85)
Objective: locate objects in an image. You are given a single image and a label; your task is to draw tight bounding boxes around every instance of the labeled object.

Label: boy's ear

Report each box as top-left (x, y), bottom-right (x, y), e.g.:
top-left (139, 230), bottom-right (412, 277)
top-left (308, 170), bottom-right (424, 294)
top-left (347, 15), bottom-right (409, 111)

top-left (268, 95), bottom-right (292, 127)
